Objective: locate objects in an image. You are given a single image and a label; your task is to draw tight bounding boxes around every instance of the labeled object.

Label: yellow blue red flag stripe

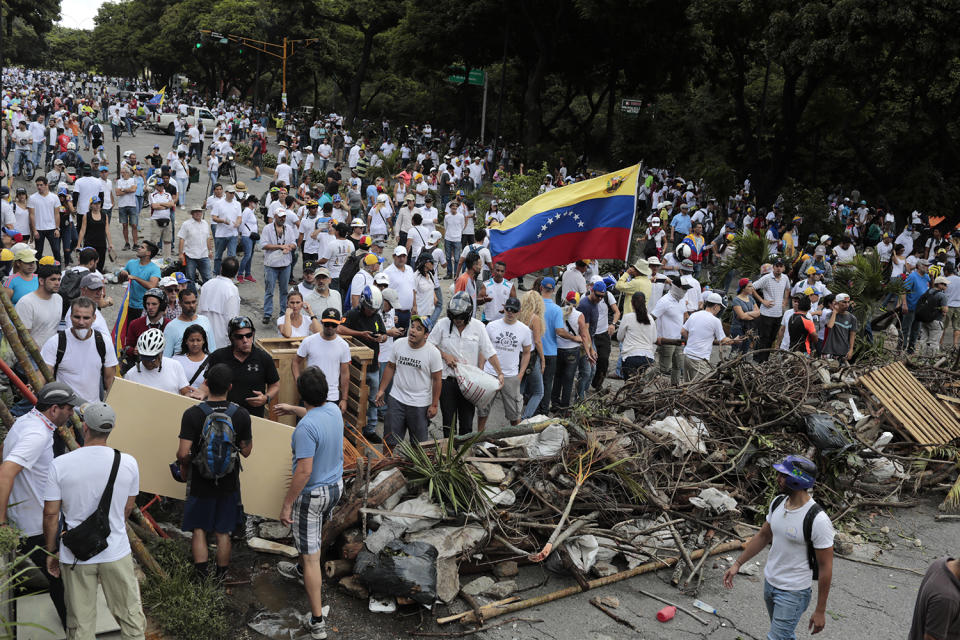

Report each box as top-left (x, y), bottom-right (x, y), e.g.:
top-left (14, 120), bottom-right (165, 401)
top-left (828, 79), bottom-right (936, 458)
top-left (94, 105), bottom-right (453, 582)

top-left (489, 165), bottom-right (640, 278)
top-left (112, 283), bottom-right (131, 359)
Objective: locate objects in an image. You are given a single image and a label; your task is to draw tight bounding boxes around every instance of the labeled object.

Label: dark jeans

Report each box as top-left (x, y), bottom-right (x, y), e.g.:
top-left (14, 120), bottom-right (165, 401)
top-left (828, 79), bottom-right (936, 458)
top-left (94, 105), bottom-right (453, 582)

top-left (440, 376), bottom-right (474, 437)
top-left (900, 309), bottom-right (920, 352)
top-left (538, 354), bottom-right (557, 414)
top-left (35, 229), bottom-right (61, 262)
top-left (59, 220), bottom-right (78, 266)
top-left (21, 534), bottom-right (66, 627)
top-left (552, 347), bottom-right (580, 410)
top-left (591, 331), bottom-right (611, 390)
top-left (754, 315), bottom-right (782, 362)
top-left (394, 309), bottom-right (411, 331)
top-left (622, 355), bottom-right (653, 380)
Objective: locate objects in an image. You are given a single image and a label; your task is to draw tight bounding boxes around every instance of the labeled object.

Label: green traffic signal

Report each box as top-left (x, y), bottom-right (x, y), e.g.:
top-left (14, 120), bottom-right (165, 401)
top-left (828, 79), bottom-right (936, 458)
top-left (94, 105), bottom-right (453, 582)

top-left (196, 42), bottom-right (202, 48)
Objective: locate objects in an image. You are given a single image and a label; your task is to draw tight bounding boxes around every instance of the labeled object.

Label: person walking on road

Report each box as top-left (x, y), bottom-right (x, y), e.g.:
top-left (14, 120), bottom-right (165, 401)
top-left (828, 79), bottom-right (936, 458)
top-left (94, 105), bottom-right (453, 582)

top-left (723, 455), bottom-right (835, 639)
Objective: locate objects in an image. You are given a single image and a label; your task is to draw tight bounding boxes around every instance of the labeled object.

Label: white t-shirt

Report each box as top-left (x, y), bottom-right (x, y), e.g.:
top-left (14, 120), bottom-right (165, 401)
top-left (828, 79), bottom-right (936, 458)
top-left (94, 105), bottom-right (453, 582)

top-left (753, 273), bottom-right (791, 318)
top-left (383, 264), bottom-right (415, 310)
top-left (413, 273), bottom-right (435, 317)
top-left (99, 178), bottom-right (114, 209)
top-left (428, 317), bottom-right (497, 378)
top-left (682, 309), bottom-right (725, 361)
top-left (277, 312), bottom-right (313, 337)
top-left (274, 163), bottom-right (292, 185)
top-left (764, 496), bottom-right (835, 590)
top-left (443, 211), bottom-right (465, 242)
top-left (368, 205), bottom-right (391, 236)
top-left (116, 177), bottom-right (137, 208)
top-left (150, 191), bottom-right (173, 220)
top-left (41, 328), bottom-right (119, 404)
top-left (299, 216), bottom-right (329, 255)
top-left (556, 308), bottom-right (584, 350)
top-left (484, 319), bottom-right (532, 377)
top-left (16, 292), bottom-right (64, 348)
top-left (27, 192), bottom-right (60, 231)
top-left (124, 357), bottom-right (189, 394)
top-left (44, 446), bottom-right (140, 565)
top-left (350, 269), bottom-right (375, 302)
top-left (389, 338), bottom-right (443, 407)
top-left (419, 206), bottom-right (438, 231)
top-left (172, 354), bottom-right (208, 384)
top-left (213, 198), bottom-right (241, 238)
top-left (296, 334), bottom-right (352, 401)
top-left (483, 278), bottom-right (514, 322)
top-left (2, 411), bottom-right (55, 536)
top-left (651, 294), bottom-right (685, 340)
top-left (177, 218), bottom-right (211, 259)
top-left (323, 239), bottom-right (354, 278)
top-left (833, 244), bottom-right (856, 265)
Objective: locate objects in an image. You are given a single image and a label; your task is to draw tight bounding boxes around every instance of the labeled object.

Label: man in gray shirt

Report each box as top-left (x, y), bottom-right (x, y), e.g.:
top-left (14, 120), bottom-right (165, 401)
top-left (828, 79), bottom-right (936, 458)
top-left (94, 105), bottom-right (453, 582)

top-left (821, 293), bottom-right (857, 361)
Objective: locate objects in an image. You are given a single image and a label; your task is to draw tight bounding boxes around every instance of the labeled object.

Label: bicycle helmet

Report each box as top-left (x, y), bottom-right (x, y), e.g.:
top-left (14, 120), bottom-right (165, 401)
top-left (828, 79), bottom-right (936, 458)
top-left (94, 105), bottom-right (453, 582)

top-left (228, 316), bottom-right (255, 336)
top-left (772, 455), bottom-right (817, 490)
top-left (66, 141), bottom-right (76, 150)
top-left (447, 291), bottom-right (473, 322)
top-left (142, 287), bottom-right (166, 312)
top-left (137, 328), bottom-right (165, 357)
top-left (359, 285), bottom-right (382, 312)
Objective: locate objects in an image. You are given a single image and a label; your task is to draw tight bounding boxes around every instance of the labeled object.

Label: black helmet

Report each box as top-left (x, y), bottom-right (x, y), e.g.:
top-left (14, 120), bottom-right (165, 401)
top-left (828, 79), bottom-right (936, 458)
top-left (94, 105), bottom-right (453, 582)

top-left (447, 291), bottom-right (473, 322)
top-left (228, 316), bottom-right (255, 337)
top-left (142, 287), bottom-right (166, 312)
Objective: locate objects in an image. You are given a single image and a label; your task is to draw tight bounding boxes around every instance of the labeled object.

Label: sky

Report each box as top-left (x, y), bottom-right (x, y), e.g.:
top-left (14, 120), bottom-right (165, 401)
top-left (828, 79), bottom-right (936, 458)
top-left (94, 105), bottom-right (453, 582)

top-left (58, 0), bottom-right (107, 30)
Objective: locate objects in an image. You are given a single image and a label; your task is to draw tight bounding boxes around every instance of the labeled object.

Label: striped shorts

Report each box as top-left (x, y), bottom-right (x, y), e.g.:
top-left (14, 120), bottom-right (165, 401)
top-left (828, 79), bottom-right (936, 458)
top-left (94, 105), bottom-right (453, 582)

top-left (291, 481), bottom-right (343, 555)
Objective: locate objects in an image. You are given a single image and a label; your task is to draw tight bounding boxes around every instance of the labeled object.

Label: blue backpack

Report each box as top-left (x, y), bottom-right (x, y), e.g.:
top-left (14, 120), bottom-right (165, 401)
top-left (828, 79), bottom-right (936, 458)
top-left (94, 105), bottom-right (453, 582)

top-left (193, 402), bottom-right (240, 481)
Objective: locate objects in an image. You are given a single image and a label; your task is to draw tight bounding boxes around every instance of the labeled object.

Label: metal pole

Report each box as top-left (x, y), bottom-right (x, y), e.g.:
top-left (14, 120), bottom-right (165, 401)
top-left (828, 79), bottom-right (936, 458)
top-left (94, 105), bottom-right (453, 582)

top-left (491, 25), bottom-right (508, 173)
top-left (282, 36), bottom-right (288, 111)
top-left (480, 72), bottom-right (488, 144)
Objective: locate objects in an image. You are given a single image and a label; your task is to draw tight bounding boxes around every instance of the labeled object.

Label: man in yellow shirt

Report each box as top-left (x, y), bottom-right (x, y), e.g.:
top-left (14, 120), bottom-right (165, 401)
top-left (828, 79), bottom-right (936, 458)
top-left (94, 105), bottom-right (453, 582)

top-left (617, 258), bottom-right (652, 315)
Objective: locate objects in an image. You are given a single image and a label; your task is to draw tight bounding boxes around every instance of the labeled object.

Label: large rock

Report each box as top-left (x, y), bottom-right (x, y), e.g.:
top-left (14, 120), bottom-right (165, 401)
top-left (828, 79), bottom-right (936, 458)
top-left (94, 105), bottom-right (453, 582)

top-left (493, 560), bottom-right (519, 578)
top-left (484, 580), bottom-right (517, 599)
top-left (472, 461), bottom-right (506, 484)
top-left (461, 576), bottom-right (495, 596)
top-left (258, 521), bottom-right (291, 540)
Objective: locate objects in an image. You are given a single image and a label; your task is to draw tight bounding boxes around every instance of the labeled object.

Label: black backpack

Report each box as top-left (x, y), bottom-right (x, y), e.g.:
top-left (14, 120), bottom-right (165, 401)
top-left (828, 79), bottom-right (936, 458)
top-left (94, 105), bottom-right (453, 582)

top-left (914, 290), bottom-right (940, 323)
top-left (770, 494), bottom-right (825, 579)
top-left (58, 269), bottom-right (87, 317)
top-left (339, 251), bottom-right (365, 300)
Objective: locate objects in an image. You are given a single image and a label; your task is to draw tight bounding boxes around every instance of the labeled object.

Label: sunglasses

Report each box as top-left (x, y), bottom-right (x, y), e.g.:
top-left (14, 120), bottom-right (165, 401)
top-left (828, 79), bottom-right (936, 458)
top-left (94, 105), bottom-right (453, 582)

top-left (139, 354), bottom-right (158, 362)
top-left (233, 332), bottom-right (255, 341)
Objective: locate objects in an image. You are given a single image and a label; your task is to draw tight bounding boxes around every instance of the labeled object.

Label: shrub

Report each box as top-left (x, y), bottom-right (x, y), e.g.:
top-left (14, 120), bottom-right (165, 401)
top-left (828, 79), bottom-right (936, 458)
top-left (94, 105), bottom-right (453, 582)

top-left (233, 142), bottom-right (252, 165)
top-left (263, 153), bottom-right (277, 169)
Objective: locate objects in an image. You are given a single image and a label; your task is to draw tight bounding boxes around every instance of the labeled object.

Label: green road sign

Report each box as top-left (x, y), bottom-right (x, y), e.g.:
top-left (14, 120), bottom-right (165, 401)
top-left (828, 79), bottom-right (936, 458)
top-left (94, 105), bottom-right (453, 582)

top-left (446, 67), bottom-right (485, 86)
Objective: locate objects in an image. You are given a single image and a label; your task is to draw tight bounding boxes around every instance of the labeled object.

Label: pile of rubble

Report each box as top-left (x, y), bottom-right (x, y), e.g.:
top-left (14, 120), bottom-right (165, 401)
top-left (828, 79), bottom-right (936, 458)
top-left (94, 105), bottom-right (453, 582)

top-left (251, 352), bottom-right (960, 632)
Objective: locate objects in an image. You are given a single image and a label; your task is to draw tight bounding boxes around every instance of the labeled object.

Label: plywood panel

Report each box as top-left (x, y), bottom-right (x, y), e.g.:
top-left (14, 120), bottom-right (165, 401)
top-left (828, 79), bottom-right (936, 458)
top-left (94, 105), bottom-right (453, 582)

top-left (106, 378), bottom-right (294, 519)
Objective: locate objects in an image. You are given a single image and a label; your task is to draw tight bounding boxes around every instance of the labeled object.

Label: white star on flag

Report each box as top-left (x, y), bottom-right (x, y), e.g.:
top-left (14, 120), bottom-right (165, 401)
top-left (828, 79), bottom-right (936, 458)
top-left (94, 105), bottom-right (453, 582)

top-left (537, 233), bottom-right (543, 238)
top-left (573, 214), bottom-right (579, 220)
top-left (578, 221), bottom-right (584, 227)
top-left (541, 224), bottom-right (547, 231)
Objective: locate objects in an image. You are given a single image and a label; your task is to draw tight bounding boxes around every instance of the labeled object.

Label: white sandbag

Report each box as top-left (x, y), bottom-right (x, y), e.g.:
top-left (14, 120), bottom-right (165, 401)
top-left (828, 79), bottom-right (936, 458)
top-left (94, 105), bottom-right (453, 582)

top-left (645, 414), bottom-right (708, 456)
top-left (455, 363), bottom-right (500, 407)
top-left (563, 535), bottom-right (599, 573)
top-left (689, 487), bottom-right (738, 514)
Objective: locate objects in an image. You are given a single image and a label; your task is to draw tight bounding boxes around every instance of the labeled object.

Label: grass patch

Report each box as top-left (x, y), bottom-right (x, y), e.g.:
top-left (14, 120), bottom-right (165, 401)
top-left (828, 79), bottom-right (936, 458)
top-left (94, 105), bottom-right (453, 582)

top-left (141, 539), bottom-right (231, 640)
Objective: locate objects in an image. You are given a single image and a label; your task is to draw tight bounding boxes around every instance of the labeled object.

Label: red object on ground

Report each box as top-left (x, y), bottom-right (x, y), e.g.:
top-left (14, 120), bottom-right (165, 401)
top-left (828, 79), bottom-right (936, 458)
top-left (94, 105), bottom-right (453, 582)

top-left (0, 358), bottom-right (35, 403)
top-left (656, 605), bottom-right (676, 622)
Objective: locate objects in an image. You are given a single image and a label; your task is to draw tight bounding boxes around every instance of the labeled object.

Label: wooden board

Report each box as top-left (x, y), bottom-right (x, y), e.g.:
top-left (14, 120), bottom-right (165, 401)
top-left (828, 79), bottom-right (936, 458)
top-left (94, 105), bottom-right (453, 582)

top-left (859, 362), bottom-right (960, 445)
top-left (107, 378), bottom-right (295, 519)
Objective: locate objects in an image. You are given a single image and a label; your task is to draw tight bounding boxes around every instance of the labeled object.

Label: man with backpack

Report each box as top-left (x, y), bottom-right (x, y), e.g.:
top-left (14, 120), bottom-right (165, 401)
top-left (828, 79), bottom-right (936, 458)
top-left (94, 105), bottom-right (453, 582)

top-left (723, 455), bottom-right (835, 639)
top-left (900, 259), bottom-right (932, 353)
top-left (175, 363), bottom-right (252, 580)
top-left (41, 296), bottom-right (118, 405)
top-left (917, 276), bottom-right (949, 356)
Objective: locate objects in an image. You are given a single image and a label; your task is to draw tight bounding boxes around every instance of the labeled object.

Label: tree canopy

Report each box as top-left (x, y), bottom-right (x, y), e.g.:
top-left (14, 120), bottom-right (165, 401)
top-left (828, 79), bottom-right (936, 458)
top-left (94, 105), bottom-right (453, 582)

top-left (4, 0), bottom-right (958, 216)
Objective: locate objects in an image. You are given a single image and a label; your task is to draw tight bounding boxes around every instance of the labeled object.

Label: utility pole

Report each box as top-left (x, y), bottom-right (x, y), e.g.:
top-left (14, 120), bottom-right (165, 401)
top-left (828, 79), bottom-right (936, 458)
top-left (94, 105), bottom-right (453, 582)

top-left (491, 25), bottom-right (509, 172)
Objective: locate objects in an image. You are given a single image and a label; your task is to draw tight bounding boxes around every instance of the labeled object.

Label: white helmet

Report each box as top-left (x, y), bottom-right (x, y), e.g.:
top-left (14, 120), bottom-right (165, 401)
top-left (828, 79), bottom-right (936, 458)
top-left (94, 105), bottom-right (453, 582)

top-left (674, 243), bottom-right (693, 261)
top-left (66, 141), bottom-right (76, 151)
top-left (137, 328), bottom-right (165, 357)
top-left (123, 150), bottom-right (133, 158)
top-left (359, 285), bottom-right (383, 312)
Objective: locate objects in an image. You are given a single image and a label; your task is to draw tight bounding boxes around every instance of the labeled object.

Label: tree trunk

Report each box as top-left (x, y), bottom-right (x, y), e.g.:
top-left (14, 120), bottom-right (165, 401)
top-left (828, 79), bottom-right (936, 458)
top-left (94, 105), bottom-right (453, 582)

top-left (522, 51), bottom-right (547, 153)
top-left (347, 28), bottom-right (375, 126)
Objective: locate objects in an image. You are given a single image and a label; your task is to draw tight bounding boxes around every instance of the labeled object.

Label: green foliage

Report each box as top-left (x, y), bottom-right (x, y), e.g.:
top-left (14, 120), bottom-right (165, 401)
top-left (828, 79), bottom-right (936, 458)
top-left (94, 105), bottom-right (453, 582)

top-left (141, 539), bottom-right (231, 640)
top-left (0, 526), bottom-right (55, 637)
top-left (262, 153), bottom-right (277, 169)
top-left (363, 150), bottom-right (401, 186)
top-left (488, 163), bottom-right (550, 217)
top-left (398, 434), bottom-right (491, 517)
top-left (831, 253), bottom-right (906, 331)
top-left (713, 231), bottom-right (770, 288)
top-left (233, 142), bottom-right (251, 164)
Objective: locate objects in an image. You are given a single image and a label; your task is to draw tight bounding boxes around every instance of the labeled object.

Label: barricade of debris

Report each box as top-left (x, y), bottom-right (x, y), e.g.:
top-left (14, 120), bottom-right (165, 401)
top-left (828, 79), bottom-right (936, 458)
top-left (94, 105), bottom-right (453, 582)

top-left (247, 350), bottom-right (960, 633)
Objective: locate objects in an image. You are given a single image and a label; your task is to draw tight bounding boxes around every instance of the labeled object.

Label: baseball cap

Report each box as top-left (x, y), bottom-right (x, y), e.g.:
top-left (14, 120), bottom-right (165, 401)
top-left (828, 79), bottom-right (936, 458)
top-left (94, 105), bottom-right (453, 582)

top-left (428, 230), bottom-right (442, 244)
top-left (704, 291), bottom-right (725, 307)
top-left (362, 253), bottom-right (380, 266)
top-left (321, 308), bottom-right (343, 324)
top-left (98, 165), bottom-right (109, 172)
top-left (651, 218), bottom-right (661, 226)
top-left (315, 266), bottom-right (330, 278)
top-left (503, 296), bottom-right (521, 312)
top-left (935, 276), bottom-right (949, 286)
top-left (79, 272), bottom-right (105, 289)
top-left (79, 401), bottom-right (116, 433)
top-left (14, 248), bottom-right (37, 262)
top-left (803, 286), bottom-right (816, 295)
top-left (302, 261), bottom-right (316, 273)
top-left (814, 245), bottom-right (826, 256)
top-left (373, 272), bottom-right (390, 285)
top-left (835, 293), bottom-right (850, 302)
top-left (772, 257), bottom-right (785, 266)
top-left (565, 291), bottom-right (580, 304)
top-left (738, 277), bottom-right (750, 290)
top-left (540, 277), bottom-right (556, 290)
top-left (224, 184), bottom-right (236, 193)
top-left (592, 281), bottom-right (607, 293)
top-left (380, 288), bottom-right (399, 308)
top-left (393, 246), bottom-right (407, 256)
top-left (373, 239), bottom-right (387, 248)
top-left (0, 249), bottom-right (13, 262)
top-left (160, 276), bottom-right (179, 288)
top-left (333, 194), bottom-right (342, 203)
top-left (680, 259), bottom-right (694, 271)
top-left (174, 272), bottom-right (188, 284)
top-left (351, 218), bottom-right (365, 227)
top-left (36, 381), bottom-right (80, 407)
top-left (358, 235), bottom-right (372, 248)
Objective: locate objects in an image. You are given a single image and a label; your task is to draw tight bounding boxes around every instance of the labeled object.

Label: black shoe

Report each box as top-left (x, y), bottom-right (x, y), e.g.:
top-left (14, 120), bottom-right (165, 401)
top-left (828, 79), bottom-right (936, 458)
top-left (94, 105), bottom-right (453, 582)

top-left (262, 316), bottom-right (271, 326)
top-left (363, 432), bottom-right (383, 444)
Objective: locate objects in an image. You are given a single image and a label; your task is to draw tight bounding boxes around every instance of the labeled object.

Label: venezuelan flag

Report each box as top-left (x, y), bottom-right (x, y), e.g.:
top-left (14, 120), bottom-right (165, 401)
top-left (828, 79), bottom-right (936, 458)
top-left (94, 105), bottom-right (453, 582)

top-left (489, 165), bottom-right (640, 279)
top-left (146, 87), bottom-right (166, 107)
top-left (112, 283), bottom-right (131, 360)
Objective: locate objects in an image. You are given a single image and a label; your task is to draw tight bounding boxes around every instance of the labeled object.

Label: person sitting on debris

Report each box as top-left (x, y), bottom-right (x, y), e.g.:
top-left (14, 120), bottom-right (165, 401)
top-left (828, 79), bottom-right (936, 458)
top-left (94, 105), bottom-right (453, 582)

top-left (723, 455), bottom-right (835, 639)
top-left (175, 363), bottom-right (252, 581)
top-left (275, 366), bottom-right (344, 640)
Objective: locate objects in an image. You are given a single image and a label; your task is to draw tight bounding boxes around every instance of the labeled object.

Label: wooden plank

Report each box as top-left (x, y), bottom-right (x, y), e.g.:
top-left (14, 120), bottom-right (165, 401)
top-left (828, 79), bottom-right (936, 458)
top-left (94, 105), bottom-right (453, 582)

top-left (865, 369), bottom-right (943, 443)
top-left (872, 366), bottom-right (944, 435)
top-left (860, 376), bottom-right (940, 445)
top-left (890, 363), bottom-right (960, 434)
top-left (859, 363), bottom-right (960, 445)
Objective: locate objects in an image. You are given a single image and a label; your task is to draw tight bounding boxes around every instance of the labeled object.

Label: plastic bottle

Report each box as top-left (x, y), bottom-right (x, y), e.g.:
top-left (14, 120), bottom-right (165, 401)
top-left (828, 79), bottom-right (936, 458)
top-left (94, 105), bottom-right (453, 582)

top-left (656, 605), bottom-right (676, 622)
top-left (692, 599), bottom-right (717, 614)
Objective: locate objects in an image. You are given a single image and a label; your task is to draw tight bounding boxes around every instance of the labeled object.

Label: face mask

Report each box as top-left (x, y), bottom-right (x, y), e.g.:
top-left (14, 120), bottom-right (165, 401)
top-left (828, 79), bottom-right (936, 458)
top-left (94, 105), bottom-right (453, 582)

top-left (301, 281), bottom-right (315, 290)
top-left (670, 285), bottom-right (685, 301)
top-left (72, 327), bottom-right (92, 340)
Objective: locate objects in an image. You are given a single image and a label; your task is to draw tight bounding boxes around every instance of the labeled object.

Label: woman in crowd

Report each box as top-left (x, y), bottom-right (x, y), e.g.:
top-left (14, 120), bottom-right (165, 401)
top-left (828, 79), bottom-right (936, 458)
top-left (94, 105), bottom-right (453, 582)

top-left (77, 196), bottom-right (113, 273)
top-left (518, 290), bottom-right (546, 419)
top-left (730, 278), bottom-right (761, 354)
top-left (617, 291), bottom-right (658, 379)
top-left (173, 323), bottom-right (210, 389)
top-left (277, 289), bottom-right (321, 337)
top-left (412, 253), bottom-right (437, 320)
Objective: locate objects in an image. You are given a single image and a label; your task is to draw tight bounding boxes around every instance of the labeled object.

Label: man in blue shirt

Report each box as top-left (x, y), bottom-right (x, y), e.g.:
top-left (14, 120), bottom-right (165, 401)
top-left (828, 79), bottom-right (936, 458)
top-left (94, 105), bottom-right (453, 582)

top-left (119, 241), bottom-right (161, 319)
top-left (575, 281), bottom-right (604, 402)
top-left (900, 259), bottom-right (931, 353)
top-left (670, 205), bottom-right (692, 247)
top-left (276, 367), bottom-right (343, 640)
top-left (536, 277), bottom-right (563, 416)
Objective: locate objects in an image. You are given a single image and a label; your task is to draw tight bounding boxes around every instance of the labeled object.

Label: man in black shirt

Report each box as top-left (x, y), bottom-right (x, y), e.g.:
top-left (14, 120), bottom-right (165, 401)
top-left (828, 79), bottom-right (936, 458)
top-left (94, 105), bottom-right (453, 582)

top-left (205, 316), bottom-right (280, 418)
top-left (176, 363), bottom-right (252, 579)
top-left (339, 287), bottom-right (387, 440)
top-left (325, 162), bottom-right (342, 196)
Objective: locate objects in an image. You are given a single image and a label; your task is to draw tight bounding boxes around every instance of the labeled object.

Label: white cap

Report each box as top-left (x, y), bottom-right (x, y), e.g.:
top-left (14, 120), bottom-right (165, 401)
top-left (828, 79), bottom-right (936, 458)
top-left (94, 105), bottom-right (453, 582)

top-left (704, 291), bottom-right (725, 307)
top-left (393, 245), bottom-right (407, 256)
top-left (428, 230), bottom-right (442, 244)
top-left (377, 193), bottom-right (388, 203)
top-left (373, 272), bottom-right (390, 285)
top-left (646, 256), bottom-right (662, 266)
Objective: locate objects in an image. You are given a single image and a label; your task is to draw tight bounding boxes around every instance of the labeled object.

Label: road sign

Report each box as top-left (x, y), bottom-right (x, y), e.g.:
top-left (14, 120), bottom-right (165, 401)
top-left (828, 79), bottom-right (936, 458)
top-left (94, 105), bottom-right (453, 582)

top-left (447, 67), bottom-right (486, 86)
top-left (620, 98), bottom-right (643, 115)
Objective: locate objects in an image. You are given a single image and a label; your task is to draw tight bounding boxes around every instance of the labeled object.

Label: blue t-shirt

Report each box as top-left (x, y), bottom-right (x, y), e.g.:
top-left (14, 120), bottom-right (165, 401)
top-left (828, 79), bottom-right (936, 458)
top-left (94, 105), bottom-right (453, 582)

top-left (670, 213), bottom-right (692, 235)
top-left (292, 403), bottom-right (344, 492)
top-left (124, 258), bottom-right (161, 309)
top-left (905, 271), bottom-right (930, 310)
top-left (541, 299), bottom-right (562, 356)
top-left (318, 193), bottom-right (333, 208)
top-left (365, 184), bottom-right (377, 206)
top-left (4, 273), bottom-right (38, 304)
top-left (577, 296), bottom-right (601, 335)
top-left (163, 315), bottom-right (218, 357)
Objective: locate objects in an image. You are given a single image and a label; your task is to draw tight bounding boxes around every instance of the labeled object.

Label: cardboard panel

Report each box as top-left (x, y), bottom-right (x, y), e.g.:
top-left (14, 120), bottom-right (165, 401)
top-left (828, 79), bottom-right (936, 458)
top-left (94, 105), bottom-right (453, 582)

top-left (106, 378), bottom-right (293, 519)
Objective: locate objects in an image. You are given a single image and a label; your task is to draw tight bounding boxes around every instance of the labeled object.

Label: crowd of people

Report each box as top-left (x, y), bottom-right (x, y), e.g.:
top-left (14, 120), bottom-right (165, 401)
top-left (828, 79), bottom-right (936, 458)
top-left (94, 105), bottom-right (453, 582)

top-left (2, 68), bottom-right (959, 640)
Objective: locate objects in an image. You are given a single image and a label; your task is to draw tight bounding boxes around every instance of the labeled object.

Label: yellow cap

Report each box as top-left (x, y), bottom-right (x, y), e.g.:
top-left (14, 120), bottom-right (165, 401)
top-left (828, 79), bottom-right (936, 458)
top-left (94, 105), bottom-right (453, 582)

top-left (14, 248), bottom-right (36, 262)
top-left (806, 266), bottom-right (816, 275)
top-left (38, 255), bottom-right (57, 265)
top-left (803, 287), bottom-right (816, 295)
top-left (0, 249), bottom-right (13, 262)
top-left (362, 253), bottom-right (380, 266)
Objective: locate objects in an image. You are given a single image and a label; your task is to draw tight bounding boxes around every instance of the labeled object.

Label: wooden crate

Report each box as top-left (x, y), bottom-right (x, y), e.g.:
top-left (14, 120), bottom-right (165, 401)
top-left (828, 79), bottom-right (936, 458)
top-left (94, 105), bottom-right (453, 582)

top-left (256, 336), bottom-right (375, 432)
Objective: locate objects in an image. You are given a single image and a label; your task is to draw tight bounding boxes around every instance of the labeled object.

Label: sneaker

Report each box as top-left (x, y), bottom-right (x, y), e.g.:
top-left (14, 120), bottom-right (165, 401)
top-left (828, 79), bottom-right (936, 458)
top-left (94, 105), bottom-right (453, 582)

top-left (122, 243), bottom-right (131, 251)
top-left (277, 561), bottom-right (304, 585)
top-left (262, 315), bottom-right (271, 326)
top-left (363, 432), bottom-right (383, 444)
top-left (237, 276), bottom-right (244, 284)
top-left (245, 275), bottom-right (257, 282)
top-left (308, 618), bottom-right (327, 640)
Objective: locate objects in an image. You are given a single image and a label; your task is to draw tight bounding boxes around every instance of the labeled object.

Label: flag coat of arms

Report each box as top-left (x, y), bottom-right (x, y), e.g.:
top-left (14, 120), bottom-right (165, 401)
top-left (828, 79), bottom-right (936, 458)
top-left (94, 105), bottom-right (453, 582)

top-left (489, 165), bottom-right (640, 279)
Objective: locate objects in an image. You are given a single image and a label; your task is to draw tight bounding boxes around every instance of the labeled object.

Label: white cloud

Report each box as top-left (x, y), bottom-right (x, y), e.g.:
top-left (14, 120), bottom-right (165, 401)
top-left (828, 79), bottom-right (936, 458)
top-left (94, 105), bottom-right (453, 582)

top-left (58, 0), bottom-right (105, 31)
